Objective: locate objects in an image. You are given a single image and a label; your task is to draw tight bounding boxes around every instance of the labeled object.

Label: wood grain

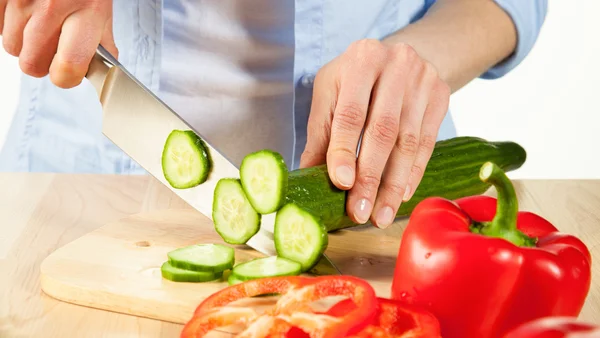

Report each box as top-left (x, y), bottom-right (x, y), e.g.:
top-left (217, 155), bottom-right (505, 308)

top-left (39, 208), bottom-right (399, 329)
top-left (1, 174), bottom-right (599, 338)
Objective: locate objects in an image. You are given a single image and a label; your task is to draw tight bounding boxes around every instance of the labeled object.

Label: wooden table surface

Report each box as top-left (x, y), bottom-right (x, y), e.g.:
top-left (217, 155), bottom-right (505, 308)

top-left (1, 173), bottom-right (599, 337)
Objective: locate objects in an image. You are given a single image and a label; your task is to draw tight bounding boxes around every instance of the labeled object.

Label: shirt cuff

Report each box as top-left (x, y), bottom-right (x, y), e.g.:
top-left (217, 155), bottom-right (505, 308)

top-left (480, 0), bottom-right (548, 79)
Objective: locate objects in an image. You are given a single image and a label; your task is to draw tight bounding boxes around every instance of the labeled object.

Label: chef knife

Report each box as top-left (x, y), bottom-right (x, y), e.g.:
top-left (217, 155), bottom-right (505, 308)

top-left (84, 45), bottom-right (341, 276)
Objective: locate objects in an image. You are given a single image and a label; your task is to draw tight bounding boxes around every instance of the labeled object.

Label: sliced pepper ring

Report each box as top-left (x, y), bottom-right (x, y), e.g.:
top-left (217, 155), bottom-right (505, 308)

top-left (180, 307), bottom-right (258, 338)
top-left (322, 297), bottom-right (441, 337)
top-left (193, 276), bottom-right (312, 316)
top-left (270, 275), bottom-right (378, 337)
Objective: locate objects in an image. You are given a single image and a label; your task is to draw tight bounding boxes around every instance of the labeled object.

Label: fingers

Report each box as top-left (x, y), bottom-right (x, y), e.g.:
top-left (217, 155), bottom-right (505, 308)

top-left (326, 40), bottom-right (385, 191)
top-left (403, 80), bottom-right (450, 201)
top-left (299, 64), bottom-right (337, 169)
top-left (49, 6), bottom-right (108, 88)
top-left (370, 59), bottom-right (439, 229)
top-left (2, 1), bottom-right (31, 56)
top-left (0, 0), bottom-right (7, 35)
top-left (346, 57), bottom-right (405, 225)
top-left (99, 6), bottom-right (118, 58)
top-left (19, 6), bottom-right (68, 77)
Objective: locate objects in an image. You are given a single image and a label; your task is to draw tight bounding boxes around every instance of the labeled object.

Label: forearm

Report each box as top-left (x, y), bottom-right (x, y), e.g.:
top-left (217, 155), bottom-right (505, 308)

top-left (383, 0), bottom-right (518, 92)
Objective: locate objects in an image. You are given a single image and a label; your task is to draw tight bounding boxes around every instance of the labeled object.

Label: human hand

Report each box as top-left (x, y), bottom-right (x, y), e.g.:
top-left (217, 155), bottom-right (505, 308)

top-left (0, 0), bottom-right (117, 88)
top-left (300, 39), bottom-right (450, 229)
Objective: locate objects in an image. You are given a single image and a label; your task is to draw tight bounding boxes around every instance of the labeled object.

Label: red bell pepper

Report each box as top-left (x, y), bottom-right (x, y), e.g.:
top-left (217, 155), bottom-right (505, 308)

top-left (504, 316), bottom-right (600, 338)
top-left (323, 297), bottom-right (441, 337)
top-left (390, 162), bottom-right (592, 338)
top-left (181, 275), bottom-right (378, 338)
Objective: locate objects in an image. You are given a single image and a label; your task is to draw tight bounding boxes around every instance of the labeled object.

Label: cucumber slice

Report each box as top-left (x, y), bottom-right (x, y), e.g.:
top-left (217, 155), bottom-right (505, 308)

top-left (213, 178), bottom-right (261, 244)
top-left (231, 256), bottom-right (301, 281)
top-left (240, 150), bottom-right (288, 214)
top-left (162, 130), bottom-right (211, 189)
top-left (274, 203), bottom-right (328, 272)
top-left (228, 273), bottom-right (243, 285)
top-left (161, 261), bottom-right (222, 283)
top-left (167, 244), bottom-right (234, 272)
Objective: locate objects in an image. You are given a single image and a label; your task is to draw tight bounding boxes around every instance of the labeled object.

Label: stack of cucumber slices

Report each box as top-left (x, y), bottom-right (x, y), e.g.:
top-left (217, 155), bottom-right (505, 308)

top-left (161, 244), bottom-right (234, 283)
top-left (160, 132), bottom-right (330, 283)
top-left (160, 243), bottom-right (303, 284)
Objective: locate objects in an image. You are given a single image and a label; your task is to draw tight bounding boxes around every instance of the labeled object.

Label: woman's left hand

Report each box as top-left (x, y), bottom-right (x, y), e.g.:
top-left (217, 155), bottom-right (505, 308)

top-left (300, 39), bottom-right (450, 229)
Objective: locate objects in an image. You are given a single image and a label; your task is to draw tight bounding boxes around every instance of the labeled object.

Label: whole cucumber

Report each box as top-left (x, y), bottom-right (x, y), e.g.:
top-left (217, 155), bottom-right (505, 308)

top-left (285, 136), bottom-right (527, 232)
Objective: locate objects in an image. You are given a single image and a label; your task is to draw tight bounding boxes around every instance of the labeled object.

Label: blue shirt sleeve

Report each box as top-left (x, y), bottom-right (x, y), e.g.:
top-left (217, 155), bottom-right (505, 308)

top-left (480, 0), bottom-right (548, 79)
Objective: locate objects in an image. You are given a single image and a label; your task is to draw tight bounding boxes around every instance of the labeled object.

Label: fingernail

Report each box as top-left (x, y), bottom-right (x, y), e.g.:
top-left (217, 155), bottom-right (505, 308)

top-left (335, 165), bottom-right (355, 188)
top-left (403, 185), bottom-right (412, 201)
top-left (376, 206), bottom-right (394, 229)
top-left (354, 198), bottom-right (372, 224)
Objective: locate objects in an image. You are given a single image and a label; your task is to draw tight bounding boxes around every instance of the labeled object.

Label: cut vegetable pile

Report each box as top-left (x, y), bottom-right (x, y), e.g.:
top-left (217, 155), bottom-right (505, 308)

top-left (158, 133), bottom-right (593, 338)
top-left (159, 134), bottom-right (534, 287)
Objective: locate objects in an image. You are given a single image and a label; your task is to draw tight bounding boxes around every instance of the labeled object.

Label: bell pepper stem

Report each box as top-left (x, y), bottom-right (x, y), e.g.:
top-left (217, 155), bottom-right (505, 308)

top-left (477, 162), bottom-right (537, 247)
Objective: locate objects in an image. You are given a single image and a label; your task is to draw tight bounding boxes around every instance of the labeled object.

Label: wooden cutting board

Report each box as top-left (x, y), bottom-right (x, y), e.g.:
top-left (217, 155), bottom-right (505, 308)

top-left (39, 209), bottom-right (400, 327)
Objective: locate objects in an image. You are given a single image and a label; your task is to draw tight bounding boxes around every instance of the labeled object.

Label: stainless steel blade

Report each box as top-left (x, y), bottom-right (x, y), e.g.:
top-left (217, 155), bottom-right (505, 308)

top-left (85, 46), bottom-right (341, 275)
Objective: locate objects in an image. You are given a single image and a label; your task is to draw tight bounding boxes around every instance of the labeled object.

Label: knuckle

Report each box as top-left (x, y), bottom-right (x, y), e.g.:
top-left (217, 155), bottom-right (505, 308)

top-left (396, 132), bottom-right (419, 156)
top-left (335, 101), bottom-right (365, 131)
top-left (348, 38), bottom-right (387, 64)
top-left (3, 40), bottom-right (20, 57)
top-left (13, 0), bottom-right (31, 9)
top-left (410, 163), bottom-right (425, 179)
top-left (328, 146), bottom-right (357, 163)
top-left (19, 58), bottom-right (47, 77)
top-left (38, 0), bottom-right (59, 16)
top-left (358, 170), bottom-right (382, 191)
top-left (368, 113), bottom-right (399, 146)
top-left (382, 180), bottom-right (406, 198)
top-left (419, 133), bottom-right (437, 152)
top-left (393, 42), bottom-right (417, 62)
top-left (423, 61), bottom-right (439, 80)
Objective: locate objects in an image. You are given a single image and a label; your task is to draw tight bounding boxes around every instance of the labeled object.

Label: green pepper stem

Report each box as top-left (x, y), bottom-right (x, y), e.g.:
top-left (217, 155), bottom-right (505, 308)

top-left (476, 162), bottom-right (536, 247)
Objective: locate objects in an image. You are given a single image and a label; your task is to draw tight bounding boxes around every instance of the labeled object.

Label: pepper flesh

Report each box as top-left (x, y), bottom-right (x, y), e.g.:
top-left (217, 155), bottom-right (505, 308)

top-left (390, 162), bottom-right (592, 338)
top-left (182, 275), bottom-right (378, 338)
top-left (504, 316), bottom-right (600, 338)
top-left (322, 297), bottom-right (441, 337)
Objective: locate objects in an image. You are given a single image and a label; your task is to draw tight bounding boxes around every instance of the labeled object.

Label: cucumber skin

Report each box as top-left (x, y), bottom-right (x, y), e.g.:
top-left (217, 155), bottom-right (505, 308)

top-left (286, 137), bottom-right (527, 232)
top-left (161, 261), bottom-right (223, 283)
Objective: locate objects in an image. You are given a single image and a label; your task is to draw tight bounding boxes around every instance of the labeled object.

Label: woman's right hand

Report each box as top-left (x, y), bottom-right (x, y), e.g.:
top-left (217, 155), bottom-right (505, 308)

top-left (0, 0), bottom-right (117, 88)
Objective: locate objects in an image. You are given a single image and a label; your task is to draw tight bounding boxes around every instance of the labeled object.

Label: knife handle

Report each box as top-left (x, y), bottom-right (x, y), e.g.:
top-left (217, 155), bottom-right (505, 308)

top-left (86, 45), bottom-right (118, 100)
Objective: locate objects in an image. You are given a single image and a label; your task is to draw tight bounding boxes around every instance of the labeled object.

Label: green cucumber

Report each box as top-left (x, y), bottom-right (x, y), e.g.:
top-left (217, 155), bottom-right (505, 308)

top-left (161, 130), bottom-right (211, 189)
top-left (161, 261), bottom-right (222, 283)
top-left (285, 136), bottom-right (527, 232)
top-left (228, 273), bottom-right (244, 285)
top-left (240, 150), bottom-right (289, 214)
top-left (212, 178), bottom-right (261, 244)
top-left (274, 203), bottom-right (328, 272)
top-left (231, 256), bottom-right (302, 281)
top-left (167, 244), bottom-right (234, 272)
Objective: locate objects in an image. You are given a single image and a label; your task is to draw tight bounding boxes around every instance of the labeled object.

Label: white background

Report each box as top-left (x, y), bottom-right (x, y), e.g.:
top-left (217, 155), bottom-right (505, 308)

top-left (0, 1), bottom-right (598, 179)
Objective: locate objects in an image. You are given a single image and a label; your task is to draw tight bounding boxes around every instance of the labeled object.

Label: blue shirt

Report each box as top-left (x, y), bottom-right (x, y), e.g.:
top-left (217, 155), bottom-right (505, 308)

top-left (0, 0), bottom-right (548, 173)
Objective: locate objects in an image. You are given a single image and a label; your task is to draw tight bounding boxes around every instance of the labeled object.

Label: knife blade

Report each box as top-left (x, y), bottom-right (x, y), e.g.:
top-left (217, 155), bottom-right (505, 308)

top-left (85, 45), bottom-right (341, 275)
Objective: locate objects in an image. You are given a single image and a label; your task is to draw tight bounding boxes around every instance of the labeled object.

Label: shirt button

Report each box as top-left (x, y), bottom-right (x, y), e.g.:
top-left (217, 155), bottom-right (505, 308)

top-left (300, 74), bottom-right (315, 88)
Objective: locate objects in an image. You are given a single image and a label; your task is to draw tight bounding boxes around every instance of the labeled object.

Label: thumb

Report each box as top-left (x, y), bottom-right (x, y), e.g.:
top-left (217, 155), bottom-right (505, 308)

top-left (100, 13), bottom-right (118, 59)
top-left (299, 71), bottom-right (337, 169)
